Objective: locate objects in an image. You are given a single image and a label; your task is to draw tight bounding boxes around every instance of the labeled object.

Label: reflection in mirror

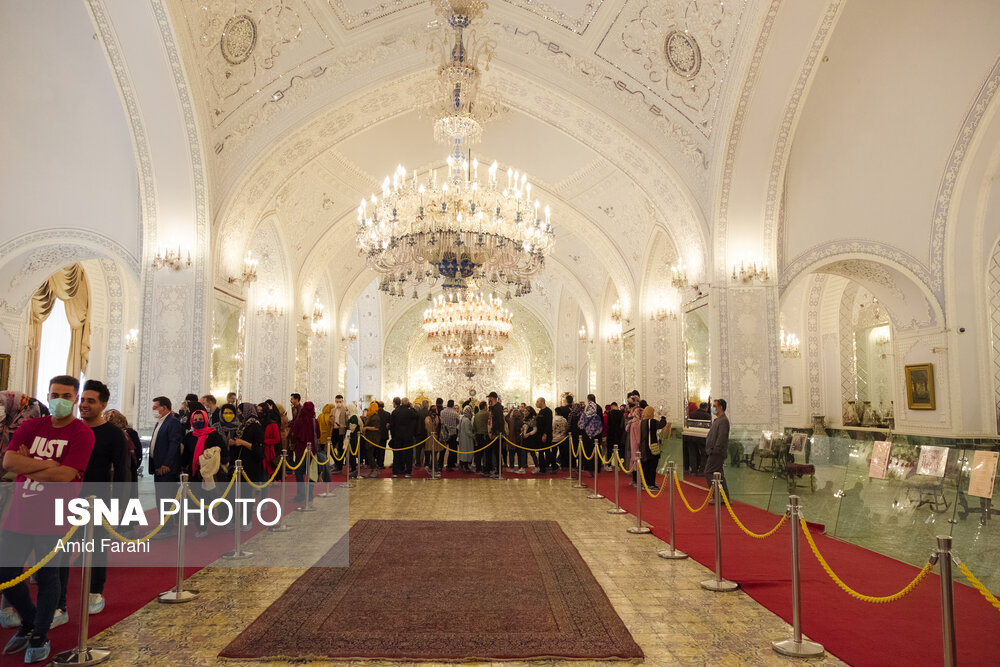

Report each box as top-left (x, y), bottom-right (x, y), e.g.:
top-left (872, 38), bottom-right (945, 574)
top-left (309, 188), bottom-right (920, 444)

top-left (211, 293), bottom-right (244, 399)
top-left (684, 304), bottom-right (711, 428)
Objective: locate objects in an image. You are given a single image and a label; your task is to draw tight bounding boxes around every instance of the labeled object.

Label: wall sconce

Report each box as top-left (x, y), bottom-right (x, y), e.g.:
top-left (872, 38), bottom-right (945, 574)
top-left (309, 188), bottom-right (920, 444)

top-left (669, 260), bottom-right (689, 289)
top-left (303, 298), bottom-right (324, 323)
top-left (731, 259), bottom-right (769, 283)
top-left (607, 321), bottom-right (623, 344)
top-left (124, 328), bottom-right (138, 352)
top-left (342, 324), bottom-right (359, 342)
top-left (311, 317), bottom-right (329, 338)
top-left (152, 245), bottom-right (192, 271)
top-left (578, 325), bottom-right (588, 341)
top-left (257, 298), bottom-right (282, 318)
top-left (780, 329), bottom-right (801, 358)
top-left (228, 250), bottom-right (258, 284)
top-left (610, 299), bottom-right (629, 325)
top-left (649, 305), bottom-right (678, 322)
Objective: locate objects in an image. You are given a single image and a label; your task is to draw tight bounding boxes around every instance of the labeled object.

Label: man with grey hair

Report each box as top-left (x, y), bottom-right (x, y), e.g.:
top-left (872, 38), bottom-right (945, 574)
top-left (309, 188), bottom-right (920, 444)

top-left (704, 398), bottom-right (731, 498)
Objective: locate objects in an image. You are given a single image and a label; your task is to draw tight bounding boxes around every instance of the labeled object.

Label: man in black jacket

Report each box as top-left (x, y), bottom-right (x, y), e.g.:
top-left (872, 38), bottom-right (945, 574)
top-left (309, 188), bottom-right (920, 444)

top-left (389, 397), bottom-right (418, 477)
top-left (485, 392), bottom-right (504, 479)
top-left (534, 397), bottom-right (554, 473)
top-left (376, 401), bottom-right (390, 469)
top-left (704, 398), bottom-right (731, 498)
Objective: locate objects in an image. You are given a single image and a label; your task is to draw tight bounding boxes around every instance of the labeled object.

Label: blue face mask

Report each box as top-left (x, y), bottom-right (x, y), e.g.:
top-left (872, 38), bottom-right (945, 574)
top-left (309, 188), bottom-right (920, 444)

top-left (711, 406), bottom-right (717, 417)
top-left (49, 398), bottom-right (74, 419)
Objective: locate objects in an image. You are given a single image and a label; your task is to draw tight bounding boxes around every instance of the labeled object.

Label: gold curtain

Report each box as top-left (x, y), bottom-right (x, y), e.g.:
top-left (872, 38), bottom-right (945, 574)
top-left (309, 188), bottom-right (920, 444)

top-left (25, 264), bottom-right (91, 395)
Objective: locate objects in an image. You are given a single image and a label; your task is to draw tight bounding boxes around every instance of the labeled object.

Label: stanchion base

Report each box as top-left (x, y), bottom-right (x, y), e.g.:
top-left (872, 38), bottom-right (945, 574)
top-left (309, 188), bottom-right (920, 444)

top-left (626, 526), bottom-right (652, 534)
top-left (157, 589), bottom-right (198, 603)
top-left (658, 548), bottom-right (689, 560)
top-left (268, 524), bottom-right (291, 532)
top-left (52, 646), bottom-right (111, 665)
top-left (317, 492), bottom-right (336, 497)
top-left (772, 638), bottom-right (824, 657)
top-left (296, 505), bottom-right (317, 512)
top-left (700, 578), bottom-right (739, 592)
top-left (607, 507), bottom-right (628, 514)
top-left (222, 550), bottom-right (254, 560)
top-left (587, 493), bottom-right (605, 499)
top-left (572, 483), bottom-right (588, 489)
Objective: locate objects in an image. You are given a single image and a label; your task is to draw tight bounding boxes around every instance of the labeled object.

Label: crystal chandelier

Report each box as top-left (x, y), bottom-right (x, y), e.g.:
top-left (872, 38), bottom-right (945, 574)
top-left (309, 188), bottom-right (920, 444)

top-left (423, 290), bottom-right (512, 340)
top-left (441, 339), bottom-right (497, 368)
top-left (780, 330), bottom-right (801, 358)
top-left (357, 0), bottom-right (554, 297)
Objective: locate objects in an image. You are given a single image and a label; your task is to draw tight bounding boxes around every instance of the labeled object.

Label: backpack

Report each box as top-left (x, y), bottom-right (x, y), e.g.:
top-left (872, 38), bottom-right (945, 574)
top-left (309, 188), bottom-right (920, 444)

top-left (552, 415), bottom-right (568, 441)
top-left (582, 409), bottom-right (604, 439)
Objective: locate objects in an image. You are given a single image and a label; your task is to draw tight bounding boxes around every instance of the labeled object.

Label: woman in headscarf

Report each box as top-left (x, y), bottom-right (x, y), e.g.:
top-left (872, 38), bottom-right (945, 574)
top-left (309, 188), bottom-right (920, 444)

top-left (345, 404), bottom-right (361, 479)
top-left (627, 405), bottom-right (643, 487)
top-left (424, 405), bottom-right (441, 477)
top-left (362, 402), bottom-right (381, 478)
top-left (231, 402), bottom-right (265, 499)
top-left (0, 391), bottom-right (40, 452)
top-left (258, 402), bottom-right (281, 477)
top-left (458, 405), bottom-right (475, 473)
top-left (316, 403), bottom-right (335, 482)
top-left (638, 405), bottom-right (667, 492)
top-left (215, 403), bottom-right (240, 447)
top-left (274, 401), bottom-right (290, 452)
top-left (104, 409), bottom-right (142, 502)
top-left (182, 409), bottom-right (228, 537)
top-left (289, 401), bottom-right (317, 502)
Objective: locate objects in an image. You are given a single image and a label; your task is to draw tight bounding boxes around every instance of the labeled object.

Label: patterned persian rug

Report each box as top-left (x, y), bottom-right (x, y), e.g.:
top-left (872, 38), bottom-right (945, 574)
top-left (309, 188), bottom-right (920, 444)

top-left (219, 519), bottom-right (643, 662)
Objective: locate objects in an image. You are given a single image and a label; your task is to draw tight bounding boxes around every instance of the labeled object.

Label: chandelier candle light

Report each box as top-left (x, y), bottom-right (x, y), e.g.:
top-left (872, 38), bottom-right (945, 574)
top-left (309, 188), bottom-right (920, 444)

top-left (423, 290), bottom-right (512, 340)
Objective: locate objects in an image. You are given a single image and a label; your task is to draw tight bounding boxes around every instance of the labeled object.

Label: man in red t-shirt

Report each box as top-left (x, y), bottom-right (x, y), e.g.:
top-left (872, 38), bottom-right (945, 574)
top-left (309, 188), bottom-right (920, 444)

top-left (0, 375), bottom-right (94, 663)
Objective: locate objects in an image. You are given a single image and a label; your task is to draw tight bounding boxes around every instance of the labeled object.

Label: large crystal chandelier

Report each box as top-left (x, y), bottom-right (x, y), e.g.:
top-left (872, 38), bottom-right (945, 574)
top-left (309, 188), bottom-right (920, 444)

top-left (357, 0), bottom-right (554, 298)
top-left (423, 290), bottom-right (512, 340)
top-left (441, 338), bottom-right (497, 368)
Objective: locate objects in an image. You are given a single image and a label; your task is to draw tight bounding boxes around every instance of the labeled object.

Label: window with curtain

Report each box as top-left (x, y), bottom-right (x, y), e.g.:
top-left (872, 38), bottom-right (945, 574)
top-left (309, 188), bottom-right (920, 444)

top-left (25, 263), bottom-right (91, 395)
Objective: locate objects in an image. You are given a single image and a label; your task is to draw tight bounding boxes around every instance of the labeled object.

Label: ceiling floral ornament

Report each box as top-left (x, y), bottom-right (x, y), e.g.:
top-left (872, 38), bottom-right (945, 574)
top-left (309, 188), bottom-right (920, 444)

top-left (595, 0), bottom-right (749, 135)
top-left (220, 14), bottom-right (257, 65)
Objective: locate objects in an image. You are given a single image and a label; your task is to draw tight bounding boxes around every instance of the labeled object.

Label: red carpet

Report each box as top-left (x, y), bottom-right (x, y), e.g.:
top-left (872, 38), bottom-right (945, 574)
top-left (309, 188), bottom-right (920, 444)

top-left (585, 468), bottom-right (1000, 667)
top-left (0, 478), bottom-right (320, 665)
top-left (220, 519), bottom-right (644, 662)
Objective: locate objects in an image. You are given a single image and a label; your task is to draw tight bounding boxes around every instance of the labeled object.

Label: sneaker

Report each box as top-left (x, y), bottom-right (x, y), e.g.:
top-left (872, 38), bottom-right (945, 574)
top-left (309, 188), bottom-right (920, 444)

top-left (649, 485), bottom-right (661, 492)
top-left (23, 637), bottom-right (49, 664)
top-left (515, 468), bottom-right (527, 474)
top-left (194, 529), bottom-right (208, 538)
top-left (404, 474), bottom-right (413, 478)
top-left (88, 594), bottom-right (105, 615)
top-left (490, 473), bottom-right (499, 480)
top-left (2, 628), bottom-right (30, 655)
top-left (50, 609), bottom-right (68, 629)
top-left (531, 468), bottom-right (543, 474)
top-left (0, 608), bottom-right (21, 629)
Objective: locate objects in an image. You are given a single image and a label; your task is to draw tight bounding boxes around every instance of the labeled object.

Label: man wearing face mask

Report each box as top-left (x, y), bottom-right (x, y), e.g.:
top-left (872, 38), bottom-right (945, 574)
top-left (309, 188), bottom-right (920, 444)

top-left (704, 398), bottom-right (731, 498)
top-left (149, 396), bottom-right (183, 539)
top-left (0, 375), bottom-right (95, 663)
top-left (330, 395), bottom-right (347, 474)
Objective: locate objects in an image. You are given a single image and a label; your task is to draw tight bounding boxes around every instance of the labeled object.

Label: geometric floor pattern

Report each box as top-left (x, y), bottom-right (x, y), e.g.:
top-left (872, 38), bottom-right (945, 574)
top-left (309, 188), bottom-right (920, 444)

top-left (88, 477), bottom-right (846, 665)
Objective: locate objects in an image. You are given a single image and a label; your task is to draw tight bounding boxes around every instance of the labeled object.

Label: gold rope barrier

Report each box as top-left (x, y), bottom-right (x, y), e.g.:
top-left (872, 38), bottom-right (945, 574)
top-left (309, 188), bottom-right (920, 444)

top-left (360, 435), bottom-right (430, 452)
top-left (580, 442), bottom-right (596, 461)
top-left (674, 474), bottom-right (713, 512)
top-left (501, 436), bottom-right (566, 452)
top-left (241, 459), bottom-right (285, 489)
top-left (594, 444), bottom-right (613, 466)
top-left (431, 436), bottom-right (498, 455)
top-left (0, 524), bottom-right (81, 591)
top-left (285, 452), bottom-right (308, 470)
top-left (102, 486), bottom-right (185, 544)
top-left (720, 488), bottom-right (786, 539)
top-left (636, 459), bottom-right (666, 498)
top-left (187, 470), bottom-right (238, 504)
top-left (800, 518), bottom-right (933, 603)
top-left (955, 557), bottom-right (1000, 615)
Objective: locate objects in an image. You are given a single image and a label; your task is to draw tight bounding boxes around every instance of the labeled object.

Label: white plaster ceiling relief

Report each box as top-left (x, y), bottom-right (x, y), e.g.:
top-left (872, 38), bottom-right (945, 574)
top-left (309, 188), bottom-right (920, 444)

top-left (172, 0), bottom-right (334, 128)
top-left (594, 0), bottom-right (749, 138)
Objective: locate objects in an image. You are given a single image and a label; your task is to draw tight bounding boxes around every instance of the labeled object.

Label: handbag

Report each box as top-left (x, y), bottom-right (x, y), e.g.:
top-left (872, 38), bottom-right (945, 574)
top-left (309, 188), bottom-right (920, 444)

top-left (648, 421), bottom-right (661, 456)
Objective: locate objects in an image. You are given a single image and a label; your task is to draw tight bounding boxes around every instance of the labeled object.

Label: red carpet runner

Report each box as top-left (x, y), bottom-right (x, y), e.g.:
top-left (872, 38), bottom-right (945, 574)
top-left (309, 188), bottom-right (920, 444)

top-left (587, 467), bottom-right (1000, 666)
top-left (219, 519), bottom-right (644, 662)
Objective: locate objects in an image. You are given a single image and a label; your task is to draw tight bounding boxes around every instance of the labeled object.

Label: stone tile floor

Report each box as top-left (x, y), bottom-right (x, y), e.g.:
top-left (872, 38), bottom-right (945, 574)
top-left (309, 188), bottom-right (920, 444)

top-left (92, 477), bottom-right (844, 665)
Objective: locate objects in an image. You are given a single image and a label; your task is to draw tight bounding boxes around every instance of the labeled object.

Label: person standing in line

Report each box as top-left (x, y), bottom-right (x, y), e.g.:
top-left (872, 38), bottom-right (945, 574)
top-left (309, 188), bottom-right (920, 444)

top-left (458, 405), bottom-right (475, 473)
top-left (230, 403), bottom-right (265, 492)
top-left (484, 392), bottom-right (504, 479)
top-left (362, 402), bottom-right (382, 478)
top-left (390, 397), bottom-right (418, 477)
top-left (331, 396), bottom-right (348, 474)
top-left (0, 375), bottom-right (95, 664)
top-left (183, 409), bottom-right (228, 536)
top-left (439, 400), bottom-right (460, 472)
top-left (638, 406), bottom-right (667, 492)
top-left (289, 393), bottom-right (302, 422)
top-left (377, 401), bottom-right (390, 470)
top-left (534, 397), bottom-right (554, 474)
top-left (472, 401), bottom-right (489, 474)
top-left (554, 395), bottom-right (572, 469)
top-left (580, 394), bottom-right (603, 476)
top-left (56, 380), bottom-right (130, 622)
top-left (704, 398), bottom-right (731, 498)
top-left (149, 396), bottom-right (183, 538)
top-left (424, 405), bottom-right (441, 476)
top-left (506, 403), bottom-right (526, 473)
top-left (289, 401), bottom-right (317, 501)
top-left (201, 394), bottom-right (220, 427)
top-left (226, 392), bottom-right (238, 407)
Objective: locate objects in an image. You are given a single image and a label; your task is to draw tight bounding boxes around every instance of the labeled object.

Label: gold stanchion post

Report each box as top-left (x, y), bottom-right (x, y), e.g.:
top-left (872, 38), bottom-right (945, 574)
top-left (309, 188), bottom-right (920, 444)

top-left (269, 451), bottom-right (291, 532)
top-left (573, 440), bottom-right (586, 489)
top-left (223, 460), bottom-right (253, 560)
top-left (297, 448), bottom-right (317, 512)
top-left (700, 472), bottom-right (738, 591)
top-left (627, 460), bottom-right (651, 534)
top-left (588, 441), bottom-right (604, 499)
top-left (658, 461), bottom-right (688, 559)
top-left (772, 495), bottom-right (823, 656)
top-left (608, 445), bottom-right (627, 515)
top-left (158, 476), bottom-right (199, 603)
top-left (937, 535), bottom-right (957, 667)
top-left (53, 496), bottom-right (110, 665)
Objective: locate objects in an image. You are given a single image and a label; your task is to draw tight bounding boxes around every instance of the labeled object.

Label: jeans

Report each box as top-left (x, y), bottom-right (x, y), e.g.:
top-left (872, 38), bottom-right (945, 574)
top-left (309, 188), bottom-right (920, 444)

top-left (704, 454), bottom-right (730, 498)
top-left (0, 530), bottom-right (62, 639)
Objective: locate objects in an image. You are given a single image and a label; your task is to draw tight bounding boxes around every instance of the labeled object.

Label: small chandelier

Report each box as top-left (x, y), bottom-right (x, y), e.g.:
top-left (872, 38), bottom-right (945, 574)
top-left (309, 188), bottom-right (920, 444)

top-left (423, 290), bottom-right (512, 340)
top-left (780, 330), bottom-right (801, 358)
top-left (669, 260), bottom-right (688, 289)
top-left (441, 339), bottom-right (496, 368)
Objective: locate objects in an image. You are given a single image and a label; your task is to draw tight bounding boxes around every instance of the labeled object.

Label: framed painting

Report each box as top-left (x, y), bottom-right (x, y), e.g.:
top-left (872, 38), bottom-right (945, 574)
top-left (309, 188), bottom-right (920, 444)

top-left (0, 353), bottom-right (9, 391)
top-left (905, 363), bottom-right (935, 410)
top-left (782, 386), bottom-right (793, 404)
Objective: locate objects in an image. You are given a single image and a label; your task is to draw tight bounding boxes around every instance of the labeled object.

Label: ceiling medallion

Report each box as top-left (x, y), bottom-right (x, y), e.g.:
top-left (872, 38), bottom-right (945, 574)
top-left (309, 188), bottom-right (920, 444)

top-left (664, 30), bottom-right (701, 79)
top-left (220, 15), bottom-right (257, 65)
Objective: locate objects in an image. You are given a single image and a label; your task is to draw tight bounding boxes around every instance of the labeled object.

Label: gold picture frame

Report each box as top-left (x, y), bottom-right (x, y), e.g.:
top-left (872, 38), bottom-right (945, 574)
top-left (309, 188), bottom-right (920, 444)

top-left (905, 363), bottom-right (935, 410)
top-left (0, 353), bottom-right (9, 391)
top-left (782, 386), bottom-right (793, 404)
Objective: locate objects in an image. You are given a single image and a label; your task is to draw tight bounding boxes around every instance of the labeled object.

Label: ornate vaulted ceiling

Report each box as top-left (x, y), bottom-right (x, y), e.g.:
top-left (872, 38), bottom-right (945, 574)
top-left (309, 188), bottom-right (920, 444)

top-left (164, 0), bottom-right (758, 322)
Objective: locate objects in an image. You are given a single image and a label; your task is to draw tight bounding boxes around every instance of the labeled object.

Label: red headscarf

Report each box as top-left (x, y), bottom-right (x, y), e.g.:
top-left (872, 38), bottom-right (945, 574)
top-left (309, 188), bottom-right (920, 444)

top-left (189, 410), bottom-right (215, 474)
top-left (290, 401), bottom-right (317, 448)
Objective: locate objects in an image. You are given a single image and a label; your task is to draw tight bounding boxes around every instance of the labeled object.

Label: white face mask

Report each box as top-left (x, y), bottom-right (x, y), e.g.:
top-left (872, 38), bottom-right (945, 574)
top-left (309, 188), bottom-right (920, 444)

top-left (711, 406), bottom-right (717, 417)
